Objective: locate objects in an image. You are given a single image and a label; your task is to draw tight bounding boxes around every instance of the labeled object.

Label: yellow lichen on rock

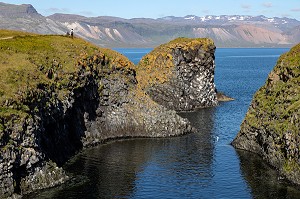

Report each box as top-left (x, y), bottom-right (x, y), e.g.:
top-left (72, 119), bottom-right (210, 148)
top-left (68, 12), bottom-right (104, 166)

top-left (137, 37), bottom-right (214, 91)
top-left (0, 30), bottom-right (196, 198)
top-left (0, 30), bottom-right (134, 119)
top-left (136, 37), bottom-right (217, 111)
top-left (232, 42), bottom-right (300, 185)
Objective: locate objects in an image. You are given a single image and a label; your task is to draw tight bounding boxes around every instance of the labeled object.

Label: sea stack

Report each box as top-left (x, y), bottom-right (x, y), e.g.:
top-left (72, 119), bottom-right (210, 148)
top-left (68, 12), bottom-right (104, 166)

top-left (0, 30), bottom-right (194, 198)
top-left (232, 43), bottom-right (300, 185)
top-left (137, 38), bottom-right (218, 111)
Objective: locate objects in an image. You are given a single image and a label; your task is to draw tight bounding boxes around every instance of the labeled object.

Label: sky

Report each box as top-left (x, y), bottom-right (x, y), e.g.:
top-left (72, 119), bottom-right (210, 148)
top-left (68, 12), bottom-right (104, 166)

top-left (2, 0), bottom-right (300, 20)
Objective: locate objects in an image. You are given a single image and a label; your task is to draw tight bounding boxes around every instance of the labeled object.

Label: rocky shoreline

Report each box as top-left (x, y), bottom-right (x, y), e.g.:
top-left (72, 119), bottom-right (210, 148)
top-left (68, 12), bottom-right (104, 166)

top-left (0, 31), bottom-right (226, 198)
top-left (232, 43), bottom-right (300, 185)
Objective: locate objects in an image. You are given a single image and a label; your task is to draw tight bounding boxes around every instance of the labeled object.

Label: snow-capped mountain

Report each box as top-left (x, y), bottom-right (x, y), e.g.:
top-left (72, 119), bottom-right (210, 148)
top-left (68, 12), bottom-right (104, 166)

top-left (159, 15), bottom-right (300, 29)
top-left (1, 2), bottom-right (300, 48)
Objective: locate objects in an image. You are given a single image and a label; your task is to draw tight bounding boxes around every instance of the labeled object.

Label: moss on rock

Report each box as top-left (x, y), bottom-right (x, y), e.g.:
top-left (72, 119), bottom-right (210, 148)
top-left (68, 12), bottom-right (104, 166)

top-left (136, 37), bottom-right (217, 111)
top-left (0, 30), bottom-right (134, 120)
top-left (137, 37), bottom-right (214, 90)
top-left (232, 43), bottom-right (300, 185)
top-left (0, 30), bottom-right (137, 197)
top-left (0, 30), bottom-right (195, 198)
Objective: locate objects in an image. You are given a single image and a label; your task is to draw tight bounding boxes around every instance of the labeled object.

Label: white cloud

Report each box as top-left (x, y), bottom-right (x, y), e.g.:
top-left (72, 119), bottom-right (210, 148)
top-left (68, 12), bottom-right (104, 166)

top-left (291, 8), bottom-right (300, 12)
top-left (202, 9), bottom-right (210, 14)
top-left (262, 2), bottom-right (272, 8)
top-left (45, 7), bottom-right (70, 13)
top-left (241, 4), bottom-right (251, 10)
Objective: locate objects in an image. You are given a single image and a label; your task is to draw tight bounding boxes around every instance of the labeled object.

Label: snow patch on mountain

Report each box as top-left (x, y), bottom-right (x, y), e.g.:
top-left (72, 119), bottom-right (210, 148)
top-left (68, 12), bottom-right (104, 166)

top-left (184, 16), bottom-right (196, 20)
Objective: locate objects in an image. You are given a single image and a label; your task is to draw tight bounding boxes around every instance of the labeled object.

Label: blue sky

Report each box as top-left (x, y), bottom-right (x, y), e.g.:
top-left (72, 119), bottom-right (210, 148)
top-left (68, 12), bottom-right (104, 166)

top-left (2, 0), bottom-right (300, 20)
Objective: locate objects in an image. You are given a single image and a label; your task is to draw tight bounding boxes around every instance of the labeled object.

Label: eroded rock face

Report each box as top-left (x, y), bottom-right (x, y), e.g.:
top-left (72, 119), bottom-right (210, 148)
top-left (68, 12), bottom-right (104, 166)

top-left (137, 38), bottom-right (218, 111)
top-left (0, 34), bottom-right (193, 198)
top-left (232, 43), bottom-right (300, 185)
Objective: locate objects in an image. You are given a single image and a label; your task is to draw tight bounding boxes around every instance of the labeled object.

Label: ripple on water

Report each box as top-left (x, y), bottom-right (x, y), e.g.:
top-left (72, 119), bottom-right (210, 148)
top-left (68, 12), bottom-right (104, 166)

top-left (25, 48), bottom-right (300, 199)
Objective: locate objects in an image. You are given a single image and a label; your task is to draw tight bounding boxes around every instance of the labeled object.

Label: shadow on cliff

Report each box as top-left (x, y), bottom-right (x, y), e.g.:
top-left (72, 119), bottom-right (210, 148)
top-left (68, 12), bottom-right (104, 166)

top-left (39, 82), bottom-right (100, 167)
top-left (0, 32), bottom-right (199, 198)
top-left (24, 107), bottom-right (217, 199)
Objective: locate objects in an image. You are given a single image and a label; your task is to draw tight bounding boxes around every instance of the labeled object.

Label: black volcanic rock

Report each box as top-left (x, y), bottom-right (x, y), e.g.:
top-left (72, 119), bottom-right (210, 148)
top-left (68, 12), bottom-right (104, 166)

top-left (0, 31), bottom-right (194, 198)
top-left (232, 43), bottom-right (300, 185)
top-left (137, 38), bottom-right (218, 111)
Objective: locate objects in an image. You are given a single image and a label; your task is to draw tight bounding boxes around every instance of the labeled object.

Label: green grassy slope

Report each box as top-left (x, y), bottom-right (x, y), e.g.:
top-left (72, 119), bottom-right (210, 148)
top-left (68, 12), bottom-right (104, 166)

top-left (0, 30), bottom-right (134, 121)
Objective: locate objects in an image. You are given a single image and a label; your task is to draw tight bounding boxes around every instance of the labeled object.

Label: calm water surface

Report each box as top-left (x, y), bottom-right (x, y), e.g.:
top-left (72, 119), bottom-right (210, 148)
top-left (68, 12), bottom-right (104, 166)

top-left (26, 48), bottom-right (300, 199)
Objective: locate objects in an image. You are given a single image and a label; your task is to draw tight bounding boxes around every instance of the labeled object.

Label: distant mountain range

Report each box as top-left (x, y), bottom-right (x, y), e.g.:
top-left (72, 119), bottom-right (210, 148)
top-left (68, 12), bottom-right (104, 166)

top-left (1, 2), bottom-right (300, 48)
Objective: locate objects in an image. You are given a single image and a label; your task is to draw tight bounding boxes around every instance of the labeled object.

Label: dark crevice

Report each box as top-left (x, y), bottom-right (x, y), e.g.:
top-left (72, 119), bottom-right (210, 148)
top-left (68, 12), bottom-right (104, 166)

top-left (39, 81), bottom-right (99, 167)
top-left (12, 162), bottom-right (27, 194)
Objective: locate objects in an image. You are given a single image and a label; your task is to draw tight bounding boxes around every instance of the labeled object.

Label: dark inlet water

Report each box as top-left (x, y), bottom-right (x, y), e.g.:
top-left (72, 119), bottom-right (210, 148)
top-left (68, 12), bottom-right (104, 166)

top-left (25, 48), bottom-right (300, 199)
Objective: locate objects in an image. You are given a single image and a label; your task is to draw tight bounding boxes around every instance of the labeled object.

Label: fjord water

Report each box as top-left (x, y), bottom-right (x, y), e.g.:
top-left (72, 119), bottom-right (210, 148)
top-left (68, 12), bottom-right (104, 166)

top-left (26, 48), bottom-right (300, 199)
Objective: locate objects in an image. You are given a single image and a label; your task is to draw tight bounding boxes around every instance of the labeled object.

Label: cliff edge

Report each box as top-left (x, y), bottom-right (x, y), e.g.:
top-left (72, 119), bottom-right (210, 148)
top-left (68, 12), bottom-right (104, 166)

top-left (137, 38), bottom-right (218, 111)
top-left (0, 30), bottom-right (193, 198)
top-left (232, 43), bottom-right (300, 185)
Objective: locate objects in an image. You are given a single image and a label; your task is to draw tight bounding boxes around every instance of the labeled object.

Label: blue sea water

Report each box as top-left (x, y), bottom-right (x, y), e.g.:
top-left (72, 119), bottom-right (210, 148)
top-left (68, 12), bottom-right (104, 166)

top-left (26, 48), bottom-right (300, 199)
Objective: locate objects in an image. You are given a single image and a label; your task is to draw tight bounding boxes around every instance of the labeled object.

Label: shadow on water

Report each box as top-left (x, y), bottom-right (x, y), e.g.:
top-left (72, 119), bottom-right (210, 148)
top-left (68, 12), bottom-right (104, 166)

top-left (24, 48), bottom-right (299, 199)
top-left (25, 108), bottom-right (216, 199)
top-left (236, 149), bottom-right (300, 199)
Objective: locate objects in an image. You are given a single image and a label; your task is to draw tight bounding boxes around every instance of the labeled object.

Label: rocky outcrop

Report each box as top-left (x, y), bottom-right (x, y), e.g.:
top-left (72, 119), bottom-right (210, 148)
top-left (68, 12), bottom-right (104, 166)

top-left (137, 38), bottom-right (218, 111)
top-left (216, 91), bottom-right (234, 102)
top-left (0, 3), bottom-right (39, 17)
top-left (0, 32), bottom-right (193, 198)
top-left (232, 43), bottom-right (300, 184)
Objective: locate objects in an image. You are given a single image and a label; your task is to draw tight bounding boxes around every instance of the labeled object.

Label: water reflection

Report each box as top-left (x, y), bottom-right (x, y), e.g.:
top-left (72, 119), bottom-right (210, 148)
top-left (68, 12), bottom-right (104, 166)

top-left (25, 108), bottom-right (216, 199)
top-left (236, 149), bottom-right (300, 199)
top-left (23, 48), bottom-right (300, 199)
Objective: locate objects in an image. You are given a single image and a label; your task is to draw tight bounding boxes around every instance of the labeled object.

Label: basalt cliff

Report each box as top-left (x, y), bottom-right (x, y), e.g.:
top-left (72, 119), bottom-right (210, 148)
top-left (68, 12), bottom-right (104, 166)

top-left (232, 43), bottom-right (300, 185)
top-left (137, 38), bottom-right (218, 111)
top-left (0, 30), bottom-right (223, 198)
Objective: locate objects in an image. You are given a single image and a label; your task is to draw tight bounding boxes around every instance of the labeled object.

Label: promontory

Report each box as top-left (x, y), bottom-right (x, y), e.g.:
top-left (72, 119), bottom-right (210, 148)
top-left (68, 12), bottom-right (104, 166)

top-left (232, 43), bottom-right (300, 185)
top-left (0, 30), bottom-right (225, 198)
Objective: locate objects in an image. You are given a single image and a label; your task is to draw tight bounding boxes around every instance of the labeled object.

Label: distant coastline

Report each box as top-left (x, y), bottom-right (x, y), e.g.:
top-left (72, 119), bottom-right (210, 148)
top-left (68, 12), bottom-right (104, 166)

top-left (0, 2), bottom-right (299, 48)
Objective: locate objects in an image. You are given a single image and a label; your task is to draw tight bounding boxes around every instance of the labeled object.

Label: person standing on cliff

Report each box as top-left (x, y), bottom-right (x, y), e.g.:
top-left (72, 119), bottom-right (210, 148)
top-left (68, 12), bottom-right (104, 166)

top-left (70, 29), bottom-right (74, 39)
